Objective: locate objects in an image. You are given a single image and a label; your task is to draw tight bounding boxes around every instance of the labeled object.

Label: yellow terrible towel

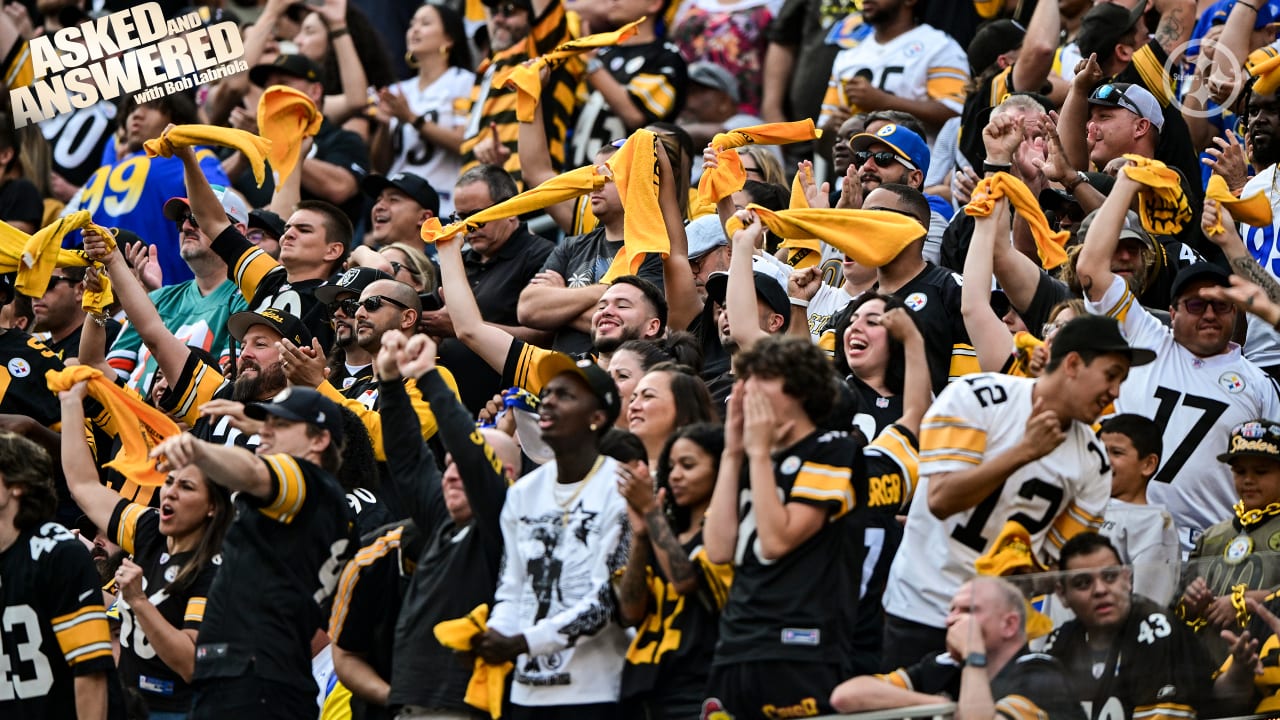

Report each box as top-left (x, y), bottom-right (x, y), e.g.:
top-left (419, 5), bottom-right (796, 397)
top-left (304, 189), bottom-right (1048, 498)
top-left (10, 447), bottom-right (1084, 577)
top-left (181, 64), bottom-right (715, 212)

top-left (726, 203), bottom-right (924, 268)
top-left (144, 124), bottom-right (273, 188)
top-left (1204, 174), bottom-right (1273, 235)
top-left (697, 120), bottom-right (822, 206)
top-left (1120, 154), bottom-right (1193, 237)
top-left (422, 164), bottom-right (607, 244)
top-left (1248, 45), bottom-right (1280, 96)
top-left (501, 19), bottom-right (643, 122)
top-left (965, 172), bottom-right (1071, 270)
top-left (973, 519), bottom-right (1054, 639)
top-left (781, 163), bottom-right (821, 269)
top-left (433, 604), bottom-right (512, 719)
top-left (13, 211), bottom-right (97, 296)
top-left (47, 366), bottom-right (180, 488)
top-left (258, 86), bottom-right (324, 190)
top-left (600, 129), bottom-right (667, 282)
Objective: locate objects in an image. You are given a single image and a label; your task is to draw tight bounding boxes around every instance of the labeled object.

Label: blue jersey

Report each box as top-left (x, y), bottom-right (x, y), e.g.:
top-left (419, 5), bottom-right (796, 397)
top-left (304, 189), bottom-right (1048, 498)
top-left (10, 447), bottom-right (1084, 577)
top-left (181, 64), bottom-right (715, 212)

top-left (62, 141), bottom-right (229, 286)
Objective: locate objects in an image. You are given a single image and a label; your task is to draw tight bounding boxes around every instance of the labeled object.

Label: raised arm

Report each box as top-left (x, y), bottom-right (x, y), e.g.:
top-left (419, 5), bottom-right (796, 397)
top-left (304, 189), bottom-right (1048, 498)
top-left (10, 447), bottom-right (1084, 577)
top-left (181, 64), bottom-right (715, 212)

top-left (58, 382), bottom-right (120, 537)
top-left (151, 433), bottom-right (273, 500)
top-left (1152, 0), bottom-right (1196, 59)
top-left (962, 201), bottom-right (1017, 373)
top-left (703, 384), bottom-right (743, 565)
top-left (656, 138), bottom-right (699, 332)
top-left (1077, 171), bottom-right (1140, 303)
top-left (436, 234), bottom-right (515, 373)
top-left (173, 141), bottom-right (233, 244)
top-left (314, 0), bottom-right (372, 124)
top-left (1010, 0), bottom-right (1059, 99)
top-left (1058, 54), bottom-right (1103, 173)
top-left (516, 82), bottom-right (576, 233)
top-left (881, 308), bottom-right (929, 438)
top-left (726, 213), bottom-right (770, 350)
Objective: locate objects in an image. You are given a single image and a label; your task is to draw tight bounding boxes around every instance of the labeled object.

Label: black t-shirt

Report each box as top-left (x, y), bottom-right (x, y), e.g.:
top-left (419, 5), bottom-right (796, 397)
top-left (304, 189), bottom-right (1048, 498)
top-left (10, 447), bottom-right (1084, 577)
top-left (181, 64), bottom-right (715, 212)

top-left (0, 523), bottom-right (121, 720)
top-left (1045, 596), bottom-right (1211, 720)
top-left (882, 263), bottom-right (972, 396)
top-left (157, 352), bottom-right (260, 451)
top-left (570, 40), bottom-right (687, 166)
top-left (846, 374), bottom-right (902, 441)
top-left (438, 224), bottom-right (555, 413)
top-left (885, 648), bottom-right (1086, 719)
top-left (194, 455), bottom-right (353, 693)
top-left (109, 500), bottom-right (220, 713)
top-left (382, 372), bottom-right (509, 711)
top-left (538, 226), bottom-right (665, 355)
top-left (233, 118), bottom-right (369, 228)
top-left (47, 317), bottom-right (122, 362)
top-left (715, 429), bottom-right (865, 666)
top-left (0, 177), bottom-right (42, 228)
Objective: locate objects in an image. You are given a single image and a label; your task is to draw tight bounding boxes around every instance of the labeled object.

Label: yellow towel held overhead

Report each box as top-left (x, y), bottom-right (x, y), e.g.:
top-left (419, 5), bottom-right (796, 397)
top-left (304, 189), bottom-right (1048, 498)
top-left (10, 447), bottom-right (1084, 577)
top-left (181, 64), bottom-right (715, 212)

top-left (1204, 174), bottom-right (1273, 235)
top-left (258, 86), bottom-right (324, 190)
top-left (1119, 154), bottom-right (1193, 237)
top-left (144, 125), bottom-right (274, 188)
top-left (12, 211), bottom-right (99, 297)
top-left (965, 172), bottom-right (1070, 270)
top-left (421, 164), bottom-right (607, 245)
top-left (1248, 45), bottom-right (1280, 97)
top-left (696, 119), bottom-right (822, 206)
top-left (433, 604), bottom-right (512, 719)
top-left (500, 18), bottom-right (644, 122)
top-left (600, 129), bottom-right (668, 282)
top-left (781, 162), bottom-right (821, 268)
top-left (46, 366), bottom-right (181, 488)
top-left (726, 203), bottom-right (923, 268)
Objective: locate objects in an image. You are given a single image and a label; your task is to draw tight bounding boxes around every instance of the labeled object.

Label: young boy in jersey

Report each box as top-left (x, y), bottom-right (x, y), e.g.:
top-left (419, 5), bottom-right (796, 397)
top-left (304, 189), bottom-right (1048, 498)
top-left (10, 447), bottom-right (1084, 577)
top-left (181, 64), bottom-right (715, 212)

top-left (1179, 419), bottom-right (1280, 646)
top-left (572, 0), bottom-right (688, 165)
top-left (1098, 413), bottom-right (1180, 605)
top-left (703, 336), bottom-right (886, 719)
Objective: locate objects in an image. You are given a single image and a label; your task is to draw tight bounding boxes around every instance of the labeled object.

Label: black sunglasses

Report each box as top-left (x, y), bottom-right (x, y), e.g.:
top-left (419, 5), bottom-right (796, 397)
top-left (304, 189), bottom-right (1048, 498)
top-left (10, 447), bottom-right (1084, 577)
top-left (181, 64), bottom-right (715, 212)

top-left (388, 260), bottom-right (421, 278)
top-left (446, 209), bottom-right (486, 228)
top-left (853, 150), bottom-right (911, 169)
top-left (328, 298), bottom-right (361, 316)
top-left (1180, 298), bottom-right (1232, 315)
top-left (360, 295), bottom-right (411, 313)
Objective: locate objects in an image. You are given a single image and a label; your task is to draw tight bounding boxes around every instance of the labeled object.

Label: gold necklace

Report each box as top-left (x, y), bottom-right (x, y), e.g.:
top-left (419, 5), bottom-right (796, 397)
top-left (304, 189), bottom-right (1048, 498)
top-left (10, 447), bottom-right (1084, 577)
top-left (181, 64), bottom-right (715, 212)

top-left (557, 455), bottom-right (605, 526)
top-left (1234, 500), bottom-right (1280, 526)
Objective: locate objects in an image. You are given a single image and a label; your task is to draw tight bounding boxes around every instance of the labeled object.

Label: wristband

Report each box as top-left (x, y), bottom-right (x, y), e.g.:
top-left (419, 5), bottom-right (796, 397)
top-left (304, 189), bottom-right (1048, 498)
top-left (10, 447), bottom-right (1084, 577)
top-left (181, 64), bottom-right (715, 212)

top-left (982, 161), bottom-right (1012, 175)
top-left (1063, 170), bottom-right (1088, 193)
top-left (1239, 1), bottom-right (1259, 12)
top-left (328, 26), bottom-right (349, 40)
top-left (789, 297), bottom-right (810, 308)
top-left (413, 113), bottom-right (429, 131)
top-left (965, 652), bottom-right (988, 668)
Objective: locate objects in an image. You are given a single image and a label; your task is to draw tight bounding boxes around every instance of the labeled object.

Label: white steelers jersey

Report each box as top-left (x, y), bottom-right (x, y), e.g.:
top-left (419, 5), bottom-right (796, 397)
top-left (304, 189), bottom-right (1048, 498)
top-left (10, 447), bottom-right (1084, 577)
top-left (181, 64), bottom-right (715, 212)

top-left (819, 23), bottom-right (968, 131)
top-left (883, 372), bottom-right (1110, 629)
top-left (1087, 275), bottom-right (1280, 551)
top-left (1237, 165), bottom-right (1280, 370)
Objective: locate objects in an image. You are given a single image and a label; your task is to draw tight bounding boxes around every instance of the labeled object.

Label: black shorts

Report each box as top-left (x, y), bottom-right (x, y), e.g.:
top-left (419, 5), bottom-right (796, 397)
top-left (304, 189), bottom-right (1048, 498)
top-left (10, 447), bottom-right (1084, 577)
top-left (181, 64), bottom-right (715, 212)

top-left (703, 660), bottom-right (841, 720)
top-left (882, 613), bottom-right (948, 671)
top-left (190, 675), bottom-right (316, 720)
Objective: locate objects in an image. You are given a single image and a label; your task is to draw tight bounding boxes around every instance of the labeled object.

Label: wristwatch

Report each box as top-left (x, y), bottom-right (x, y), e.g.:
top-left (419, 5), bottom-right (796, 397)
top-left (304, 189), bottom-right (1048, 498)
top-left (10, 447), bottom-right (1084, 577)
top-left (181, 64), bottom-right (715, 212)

top-left (1063, 170), bottom-right (1089, 193)
top-left (965, 652), bottom-right (988, 668)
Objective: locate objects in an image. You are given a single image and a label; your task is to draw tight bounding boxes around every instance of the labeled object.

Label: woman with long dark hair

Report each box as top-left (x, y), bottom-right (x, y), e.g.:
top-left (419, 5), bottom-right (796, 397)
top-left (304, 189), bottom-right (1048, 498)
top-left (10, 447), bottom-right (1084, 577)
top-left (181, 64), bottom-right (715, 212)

top-left (616, 422), bottom-right (729, 719)
top-left (627, 362), bottom-right (717, 467)
top-left (59, 382), bottom-right (231, 719)
top-left (830, 292), bottom-right (919, 440)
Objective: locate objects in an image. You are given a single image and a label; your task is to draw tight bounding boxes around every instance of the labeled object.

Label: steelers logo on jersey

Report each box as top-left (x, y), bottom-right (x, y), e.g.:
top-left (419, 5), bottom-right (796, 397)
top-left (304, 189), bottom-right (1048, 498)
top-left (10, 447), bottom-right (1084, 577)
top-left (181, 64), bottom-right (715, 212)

top-left (904, 292), bottom-right (928, 311)
top-left (1219, 372), bottom-right (1246, 394)
top-left (1225, 535), bottom-right (1254, 565)
top-left (779, 456), bottom-right (801, 475)
top-left (1269, 532), bottom-right (1280, 552)
top-left (8, 357), bottom-right (30, 377)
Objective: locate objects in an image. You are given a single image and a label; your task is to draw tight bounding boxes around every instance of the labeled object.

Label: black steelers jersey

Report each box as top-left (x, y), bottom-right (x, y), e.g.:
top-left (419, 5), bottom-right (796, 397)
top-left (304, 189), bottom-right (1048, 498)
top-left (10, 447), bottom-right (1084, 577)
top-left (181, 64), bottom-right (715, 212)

top-left (0, 329), bottom-right (65, 428)
top-left (881, 263), bottom-right (976, 396)
top-left (879, 648), bottom-right (1086, 719)
top-left (156, 352), bottom-right (259, 451)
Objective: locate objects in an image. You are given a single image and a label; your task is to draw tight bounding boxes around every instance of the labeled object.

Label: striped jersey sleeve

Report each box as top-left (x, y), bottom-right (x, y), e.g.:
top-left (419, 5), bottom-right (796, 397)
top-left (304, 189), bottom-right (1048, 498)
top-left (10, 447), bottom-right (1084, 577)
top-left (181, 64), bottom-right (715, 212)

top-left (258, 454), bottom-right (309, 524)
top-left (790, 457), bottom-right (856, 519)
top-left (920, 379), bottom-right (989, 473)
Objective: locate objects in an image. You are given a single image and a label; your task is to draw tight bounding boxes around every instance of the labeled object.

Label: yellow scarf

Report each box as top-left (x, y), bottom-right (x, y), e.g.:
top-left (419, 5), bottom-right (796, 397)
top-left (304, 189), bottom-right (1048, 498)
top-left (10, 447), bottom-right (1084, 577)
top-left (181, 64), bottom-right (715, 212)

top-left (696, 120), bottom-right (822, 206)
top-left (1204, 174), bottom-right (1273, 235)
top-left (499, 19), bottom-right (643, 122)
top-left (46, 365), bottom-right (180, 488)
top-left (258, 86), bottom-right (324, 190)
top-left (726, 203), bottom-right (924, 267)
top-left (1120, 154), bottom-right (1193, 237)
top-left (421, 164), bottom-right (607, 244)
top-left (780, 163), bottom-right (821, 269)
top-left (433, 604), bottom-right (511, 719)
top-left (1248, 45), bottom-right (1280, 96)
top-left (144, 125), bottom-right (274, 188)
top-left (600, 129), bottom-right (667, 282)
top-left (965, 172), bottom-right (1070, 270)
top-left (973, 519), bottom-right (1054, 640)
top-left (0, 213), bottom-right (116, 313)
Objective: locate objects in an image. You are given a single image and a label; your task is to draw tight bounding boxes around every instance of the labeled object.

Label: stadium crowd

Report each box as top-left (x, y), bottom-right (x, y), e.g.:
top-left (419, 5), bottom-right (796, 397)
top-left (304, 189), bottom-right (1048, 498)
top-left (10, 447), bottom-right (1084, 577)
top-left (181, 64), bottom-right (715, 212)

top-left (14, 0), bottom-right (1280, 718)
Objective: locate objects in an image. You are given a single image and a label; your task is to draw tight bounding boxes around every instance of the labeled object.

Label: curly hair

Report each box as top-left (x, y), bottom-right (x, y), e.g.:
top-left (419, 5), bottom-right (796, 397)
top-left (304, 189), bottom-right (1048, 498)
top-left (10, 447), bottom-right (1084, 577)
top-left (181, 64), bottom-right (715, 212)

top-left (735, 336), bottom-right (840, 422)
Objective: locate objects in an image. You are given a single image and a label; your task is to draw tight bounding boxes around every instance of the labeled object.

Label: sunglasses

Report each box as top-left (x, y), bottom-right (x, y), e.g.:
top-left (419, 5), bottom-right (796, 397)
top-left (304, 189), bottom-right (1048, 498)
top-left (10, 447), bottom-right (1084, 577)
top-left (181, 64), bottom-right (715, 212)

top-left (1092, 84), bottom-right (1143, 117)
top-left (446, 209), bottom-right (486, 228)
top-left (1179, 298), bottom-right (1232, 315)
top-left (388, 260), bottom-right (421, 279)
top-left (853, 150), bottom-right (913, 170)
top-left (328, 298), bottom-right (361, 316)
top-left (360, 295), bottom-right (411, 313)
top-left (46, 275), bottom-right (76, 290)
top-left (1065, 566), bottom-right (1124, 592)
top-left (177, 212), bottom-right (199, 229)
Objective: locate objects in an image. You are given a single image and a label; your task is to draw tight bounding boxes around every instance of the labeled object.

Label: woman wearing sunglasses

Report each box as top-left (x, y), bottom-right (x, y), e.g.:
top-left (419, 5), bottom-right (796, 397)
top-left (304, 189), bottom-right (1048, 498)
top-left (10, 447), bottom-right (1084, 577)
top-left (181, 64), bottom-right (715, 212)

top-left (59, 382), bottom-right (232, 719)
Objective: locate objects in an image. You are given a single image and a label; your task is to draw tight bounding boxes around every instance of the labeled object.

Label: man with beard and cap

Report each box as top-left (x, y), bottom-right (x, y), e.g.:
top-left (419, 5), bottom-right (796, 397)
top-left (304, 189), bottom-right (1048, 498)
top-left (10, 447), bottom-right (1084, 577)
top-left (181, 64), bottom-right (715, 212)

top-left (314, 267), bottom-right (394, 402)
top-left (281, 278), bottom-right (462, 464)
top-left (1079, 169), bottom-right (1280, 553)
top-left (107, 189), bottom-right (250, 395)
top-left (86, 225), bottom-right (303, 451)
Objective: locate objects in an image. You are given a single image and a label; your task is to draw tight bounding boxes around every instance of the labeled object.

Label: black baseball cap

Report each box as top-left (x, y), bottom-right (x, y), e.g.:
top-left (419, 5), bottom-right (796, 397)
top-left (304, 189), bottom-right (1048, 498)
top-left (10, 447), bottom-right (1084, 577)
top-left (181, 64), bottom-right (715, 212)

top-left (249, 54), bottom-right (323, 86)
top-left (1218, 419), bottom-right (1280, 463)
top-left (1169, 262), bottom-right (1231, 304)
top-left (227, 308), bottom-right (313, 347)
top-left (1075, 2), bottom-right (1146, 62)
top-left (315, 267), bottom-right (394, 305)
top-left (1049, 315), bottom-right (1156, 367)
top-left (249, 209), bottom-right (286, 239)
top-left (704, 257), bottom-right (792, 333)
top-left (534, 354), bottom-right (622, 427)
top-left (246, 386), bottom-right (345, 446)
top-left (968, 19), bottom-right (1025, 76)
top-left (361, 172), bottom-right (441, 216)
